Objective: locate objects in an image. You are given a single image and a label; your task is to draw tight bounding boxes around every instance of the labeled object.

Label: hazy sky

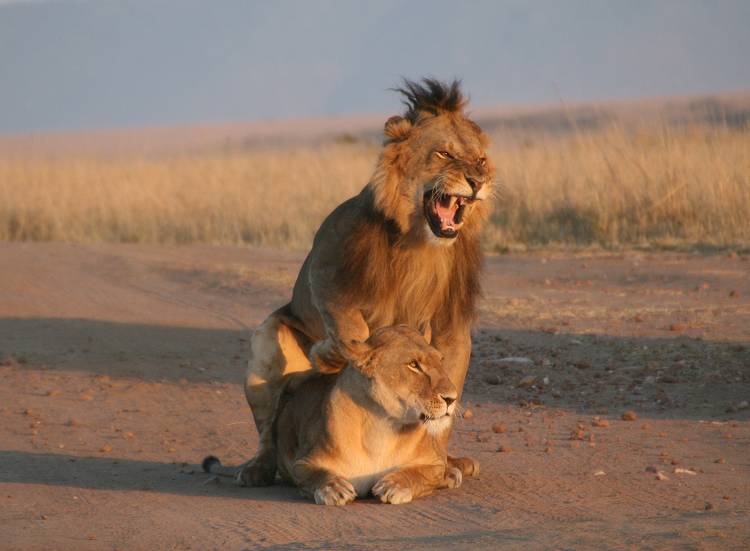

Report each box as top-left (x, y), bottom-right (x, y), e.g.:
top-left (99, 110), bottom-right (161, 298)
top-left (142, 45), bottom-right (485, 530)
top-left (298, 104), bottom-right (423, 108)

top-left (1, 0), bottom-right (749, 133)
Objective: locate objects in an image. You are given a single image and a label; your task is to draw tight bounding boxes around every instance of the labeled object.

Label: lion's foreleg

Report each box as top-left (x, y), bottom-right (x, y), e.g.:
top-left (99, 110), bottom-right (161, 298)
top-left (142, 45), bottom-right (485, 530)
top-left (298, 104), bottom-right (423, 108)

top-left (309, 300), bottom-right (370, 373)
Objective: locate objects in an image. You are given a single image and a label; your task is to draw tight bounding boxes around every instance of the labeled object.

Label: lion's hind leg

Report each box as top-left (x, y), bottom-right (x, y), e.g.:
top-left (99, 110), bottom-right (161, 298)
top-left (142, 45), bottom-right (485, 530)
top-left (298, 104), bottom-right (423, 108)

top-left (239, 310), bottom-right (313, 486)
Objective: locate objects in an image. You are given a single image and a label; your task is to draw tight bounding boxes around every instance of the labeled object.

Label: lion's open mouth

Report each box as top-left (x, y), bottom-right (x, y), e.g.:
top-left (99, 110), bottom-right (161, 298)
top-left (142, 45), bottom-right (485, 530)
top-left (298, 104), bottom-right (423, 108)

top-left (424, 191), bottom-right (472, 238)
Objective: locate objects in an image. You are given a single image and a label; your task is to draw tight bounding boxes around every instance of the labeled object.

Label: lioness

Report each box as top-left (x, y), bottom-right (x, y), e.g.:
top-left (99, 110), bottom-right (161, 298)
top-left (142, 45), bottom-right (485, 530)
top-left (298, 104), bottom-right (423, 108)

top-left (240, 78), bottom-right (494, 485)
top-left (205, 326), bottom-right (463, 505)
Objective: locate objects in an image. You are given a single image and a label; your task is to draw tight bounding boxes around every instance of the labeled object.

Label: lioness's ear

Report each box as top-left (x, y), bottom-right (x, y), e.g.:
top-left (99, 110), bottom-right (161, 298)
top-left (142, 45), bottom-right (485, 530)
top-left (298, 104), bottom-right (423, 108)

top-left (384, 116), bottom-right (412, 142)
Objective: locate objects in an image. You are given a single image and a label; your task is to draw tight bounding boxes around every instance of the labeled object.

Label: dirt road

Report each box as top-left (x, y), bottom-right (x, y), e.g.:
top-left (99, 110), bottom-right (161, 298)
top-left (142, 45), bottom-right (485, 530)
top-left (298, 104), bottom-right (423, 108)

top-left (1, 243), bottom-right (748, 549)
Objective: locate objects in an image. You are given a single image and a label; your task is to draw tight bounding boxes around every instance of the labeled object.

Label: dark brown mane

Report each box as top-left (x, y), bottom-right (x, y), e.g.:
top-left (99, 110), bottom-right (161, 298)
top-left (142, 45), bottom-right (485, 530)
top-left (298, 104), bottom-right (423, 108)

top-left (335, 189), bottom-right (483, 330)
top-left (394, 78), bottom-right (467, 123)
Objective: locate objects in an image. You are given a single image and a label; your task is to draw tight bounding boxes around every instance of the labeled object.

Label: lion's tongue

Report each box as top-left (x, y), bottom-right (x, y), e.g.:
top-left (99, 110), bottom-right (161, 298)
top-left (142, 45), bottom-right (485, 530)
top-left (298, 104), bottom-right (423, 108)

top-left (434, 195), bottom-right (459, 230)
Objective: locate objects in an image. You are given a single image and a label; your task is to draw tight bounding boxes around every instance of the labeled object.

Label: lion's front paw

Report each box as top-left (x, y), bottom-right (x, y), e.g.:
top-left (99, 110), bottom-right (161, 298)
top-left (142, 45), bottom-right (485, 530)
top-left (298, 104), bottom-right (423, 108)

top-left (313, 476), bottom-right (356, 506)
top-left (309, 340), bottom-right (347, 374)
top-left (372, 475), bottom-right (413, 505)
top-left (448, 455), bottom-right (480, 478)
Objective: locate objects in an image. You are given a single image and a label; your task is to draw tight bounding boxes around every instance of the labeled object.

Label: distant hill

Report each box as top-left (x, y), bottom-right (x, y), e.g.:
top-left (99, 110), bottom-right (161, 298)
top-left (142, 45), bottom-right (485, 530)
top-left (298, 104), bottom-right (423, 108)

top-left (1, 91), bottom-right (748, 158)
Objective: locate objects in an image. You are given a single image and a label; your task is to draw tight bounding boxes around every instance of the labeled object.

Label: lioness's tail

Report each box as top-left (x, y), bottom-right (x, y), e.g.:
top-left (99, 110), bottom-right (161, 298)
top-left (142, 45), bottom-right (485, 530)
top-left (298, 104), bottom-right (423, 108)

top-left (201, 456), bottom-right (238, 478)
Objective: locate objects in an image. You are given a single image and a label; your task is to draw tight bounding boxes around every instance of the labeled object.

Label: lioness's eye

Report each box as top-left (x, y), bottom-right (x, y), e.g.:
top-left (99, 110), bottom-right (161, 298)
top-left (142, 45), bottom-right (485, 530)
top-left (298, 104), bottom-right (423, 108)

top-left (407, 360), bottom-right (423, 373)
top-left (435, 150), bottom-right (452, 160)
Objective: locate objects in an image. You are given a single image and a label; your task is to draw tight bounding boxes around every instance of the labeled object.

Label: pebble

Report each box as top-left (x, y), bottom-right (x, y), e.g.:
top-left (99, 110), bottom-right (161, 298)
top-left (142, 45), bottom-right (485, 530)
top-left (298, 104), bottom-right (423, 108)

top-left (655, 471), bottom-right (669, 481)
top-left (491, 423), bottom-right (507, 434)
top-left (496, 445), bottom-right (512, 453)
top-left (517, 375), bottom-right (536, 389)
top-left (99, 444), bottom-right (112, 453)
top-left (593, 470), bottom-right (606, 476)
top-left (570, 428), bottom-right (586, 441)
top-left (482, 373), bottom-right (501, 385)
top-left (462, 409), bottom-right (474, 420)
top-left (669, 323), bottom-right (688, 332)
top-left (621, 410), bottom-right (638, 421)
top-left (674, 468), bottom-right (697, 475)
top-left (592, 418), bottom-right (610, 428)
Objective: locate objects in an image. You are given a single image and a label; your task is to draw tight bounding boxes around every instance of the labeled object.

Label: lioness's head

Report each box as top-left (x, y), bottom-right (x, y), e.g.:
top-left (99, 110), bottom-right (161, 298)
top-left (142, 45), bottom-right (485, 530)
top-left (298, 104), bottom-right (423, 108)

top-left (370, 78), bottom-right (495, 243)
top-left (348, 325), bottom-right (458, 435)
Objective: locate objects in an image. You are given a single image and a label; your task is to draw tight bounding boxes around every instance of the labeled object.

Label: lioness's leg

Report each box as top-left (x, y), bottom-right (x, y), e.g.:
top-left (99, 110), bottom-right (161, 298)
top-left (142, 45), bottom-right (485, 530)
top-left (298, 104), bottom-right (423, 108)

top-left (292, 460), bottom-right (356, 506)
top-left (371, 465), bottom-right (445, 504)
top-left (238, 312), bottom-right (312, 486)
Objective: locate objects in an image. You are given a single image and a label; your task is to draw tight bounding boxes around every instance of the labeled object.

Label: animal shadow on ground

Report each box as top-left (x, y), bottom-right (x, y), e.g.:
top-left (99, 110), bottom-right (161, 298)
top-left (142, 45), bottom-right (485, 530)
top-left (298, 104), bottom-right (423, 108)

top-left (1, 317), bottom-right (747, 501)
top-left (1, 316), bottom-right (747, 419)
top-left (0, 450), bottom-right (301, 502)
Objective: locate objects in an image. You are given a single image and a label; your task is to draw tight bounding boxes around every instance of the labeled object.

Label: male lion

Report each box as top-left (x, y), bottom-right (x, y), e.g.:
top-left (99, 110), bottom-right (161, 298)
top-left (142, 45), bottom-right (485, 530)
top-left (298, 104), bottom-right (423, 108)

top-left (205, 326), bottom-right (463, 505)
top-left (240, 78), bottom-right (494, 486)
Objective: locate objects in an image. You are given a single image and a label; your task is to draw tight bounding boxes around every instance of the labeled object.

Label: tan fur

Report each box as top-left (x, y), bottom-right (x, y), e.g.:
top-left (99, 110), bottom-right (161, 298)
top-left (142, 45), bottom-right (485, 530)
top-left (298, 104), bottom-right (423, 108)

top-left (239, 79), bottom-right (491, 485)
top-left (275, 326), bottom-right (462, 505)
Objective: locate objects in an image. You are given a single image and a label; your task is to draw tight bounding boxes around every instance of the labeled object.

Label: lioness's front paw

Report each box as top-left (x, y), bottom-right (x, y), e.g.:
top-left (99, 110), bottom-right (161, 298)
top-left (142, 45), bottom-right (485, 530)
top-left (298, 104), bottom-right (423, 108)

top-left (313, 476), bottom-right (356, 506)
top-left (372, 476), bottom-right (413, 505)
top-left (443, 466), bottom-right (463, 489)
top-left (448, 455), bottom-right (480, 478)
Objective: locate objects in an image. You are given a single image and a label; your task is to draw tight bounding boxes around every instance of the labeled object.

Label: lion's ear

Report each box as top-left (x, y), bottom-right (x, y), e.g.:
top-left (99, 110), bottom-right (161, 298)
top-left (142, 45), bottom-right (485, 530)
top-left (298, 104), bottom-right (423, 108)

top-left (384, 116), bottom-right (412, 142)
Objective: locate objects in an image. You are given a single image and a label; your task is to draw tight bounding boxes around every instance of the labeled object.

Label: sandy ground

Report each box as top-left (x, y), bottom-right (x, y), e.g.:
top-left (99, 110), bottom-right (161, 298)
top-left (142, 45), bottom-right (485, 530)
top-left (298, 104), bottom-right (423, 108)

top-left (1, 242), bottom-right (748, 550)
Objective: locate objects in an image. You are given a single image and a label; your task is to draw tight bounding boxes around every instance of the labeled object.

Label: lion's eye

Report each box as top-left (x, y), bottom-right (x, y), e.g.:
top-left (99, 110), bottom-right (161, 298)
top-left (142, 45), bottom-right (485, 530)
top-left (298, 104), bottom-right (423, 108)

top-left (407, 360), bottom-right (423, 373)
top-left (435, 150), bottom-right (453, 160)
top-left (478, 157), bottom-right (487, 167)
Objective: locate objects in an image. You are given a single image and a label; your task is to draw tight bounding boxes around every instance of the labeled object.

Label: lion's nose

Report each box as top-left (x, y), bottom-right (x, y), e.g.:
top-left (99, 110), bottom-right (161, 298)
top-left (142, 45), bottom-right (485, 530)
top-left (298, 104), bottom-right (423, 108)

top-left (466, 176), bottom-right (483, 197)
top-left (441, 395), bottom-right (456, 407)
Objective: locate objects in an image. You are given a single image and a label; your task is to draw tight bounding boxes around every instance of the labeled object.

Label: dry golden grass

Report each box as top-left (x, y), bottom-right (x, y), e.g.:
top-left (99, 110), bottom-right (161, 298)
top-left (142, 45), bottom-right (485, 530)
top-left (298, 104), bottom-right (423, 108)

top-left (489, 124), bottom-right (750, 250)
top-left (1, 124), bottom-right (748, 250)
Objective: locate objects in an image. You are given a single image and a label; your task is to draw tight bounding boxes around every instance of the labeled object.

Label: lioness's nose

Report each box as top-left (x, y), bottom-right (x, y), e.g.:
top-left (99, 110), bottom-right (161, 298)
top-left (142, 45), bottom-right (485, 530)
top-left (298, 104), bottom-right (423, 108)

top-left (441, 395), bottom-right (456, 407)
